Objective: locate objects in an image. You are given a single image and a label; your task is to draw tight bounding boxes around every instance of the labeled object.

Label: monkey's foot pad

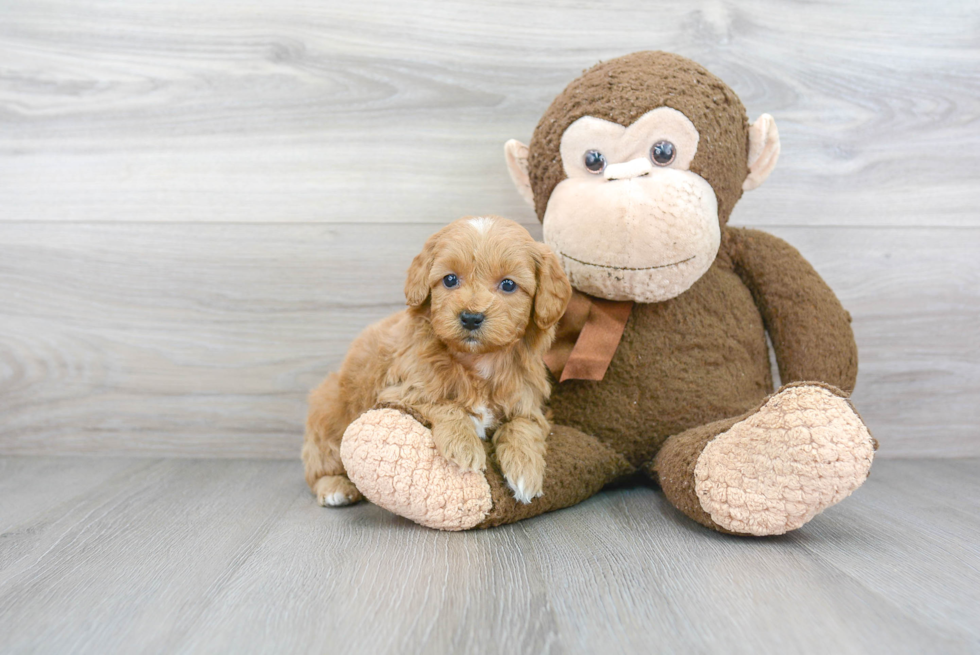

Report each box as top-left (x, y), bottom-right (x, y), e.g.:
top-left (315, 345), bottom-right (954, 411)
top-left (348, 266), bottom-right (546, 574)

top-left (340, 408), bottom-right (492, 531)
top-left (694, 385), bottom-right (875, 536)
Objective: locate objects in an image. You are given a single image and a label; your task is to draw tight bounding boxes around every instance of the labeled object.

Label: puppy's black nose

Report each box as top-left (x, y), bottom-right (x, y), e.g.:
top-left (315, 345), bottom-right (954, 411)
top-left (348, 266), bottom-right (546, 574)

top-left (459, 311), bottom-right (485, 331)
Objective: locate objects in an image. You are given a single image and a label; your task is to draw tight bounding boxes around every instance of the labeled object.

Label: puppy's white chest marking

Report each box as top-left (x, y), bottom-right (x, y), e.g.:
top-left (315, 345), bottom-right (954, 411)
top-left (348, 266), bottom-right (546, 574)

top-left (475, 357), bottom-right (494, 380)
top-left (470, 405), bottom-right (497, 440)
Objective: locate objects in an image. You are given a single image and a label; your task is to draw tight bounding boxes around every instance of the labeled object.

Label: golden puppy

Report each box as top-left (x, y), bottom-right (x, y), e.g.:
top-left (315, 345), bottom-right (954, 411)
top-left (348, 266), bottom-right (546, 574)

top-left (302, 215), bottom-right (572, 507)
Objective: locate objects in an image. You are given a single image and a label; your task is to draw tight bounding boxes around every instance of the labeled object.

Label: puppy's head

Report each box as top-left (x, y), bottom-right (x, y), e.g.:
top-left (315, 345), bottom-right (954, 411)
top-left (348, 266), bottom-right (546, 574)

top-left (405, 216), bottom-right (571, 354)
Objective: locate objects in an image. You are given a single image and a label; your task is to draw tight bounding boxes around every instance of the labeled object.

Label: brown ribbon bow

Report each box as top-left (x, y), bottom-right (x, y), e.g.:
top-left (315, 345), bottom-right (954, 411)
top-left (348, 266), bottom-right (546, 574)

top-left (543, 291), bottom-right (634, 382)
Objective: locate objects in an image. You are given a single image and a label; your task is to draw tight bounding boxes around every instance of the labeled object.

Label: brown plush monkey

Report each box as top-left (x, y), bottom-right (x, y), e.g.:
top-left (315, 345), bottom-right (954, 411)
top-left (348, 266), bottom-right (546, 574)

top-left (338, 51), bottom-right (876, 536)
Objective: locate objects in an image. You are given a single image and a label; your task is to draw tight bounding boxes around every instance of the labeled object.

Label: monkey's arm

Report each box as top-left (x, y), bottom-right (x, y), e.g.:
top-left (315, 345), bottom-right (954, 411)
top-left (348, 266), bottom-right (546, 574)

top-left (726, 227), bottom-right (858, 393)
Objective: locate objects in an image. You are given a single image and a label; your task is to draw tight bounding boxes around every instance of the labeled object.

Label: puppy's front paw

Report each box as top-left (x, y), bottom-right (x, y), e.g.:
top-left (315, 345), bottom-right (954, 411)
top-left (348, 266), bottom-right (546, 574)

top-left (435, 429), bottom-right (487, 473)
top-left (495, 442), bottom-right (545, 504)
top-left (442, 438), bottom-right (487, 473)
top-left (313, 475), bottom-right (363, 507)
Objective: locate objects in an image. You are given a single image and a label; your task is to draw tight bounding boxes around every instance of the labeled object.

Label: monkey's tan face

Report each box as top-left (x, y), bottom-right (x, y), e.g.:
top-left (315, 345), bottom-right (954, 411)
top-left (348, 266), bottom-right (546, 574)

top-left (541, 107), bottom-right (720, 303)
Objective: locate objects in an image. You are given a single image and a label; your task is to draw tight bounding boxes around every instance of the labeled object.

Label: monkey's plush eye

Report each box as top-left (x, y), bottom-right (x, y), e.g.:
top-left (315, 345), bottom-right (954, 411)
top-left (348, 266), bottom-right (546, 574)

top-left (584, 150), bottom-right (606, 173)
top-left (443, 274), bottom-right (459, 289)
top-left (498, 279), bottom-right (517, 293)
top-left (650, 141), bottom-right (676, 166)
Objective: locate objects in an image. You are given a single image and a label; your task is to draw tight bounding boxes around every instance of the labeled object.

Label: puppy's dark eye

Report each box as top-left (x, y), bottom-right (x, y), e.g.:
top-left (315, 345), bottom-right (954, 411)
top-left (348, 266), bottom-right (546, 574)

top-left (584, 150), bottom-right (606, 174)
top-left (651, 141), bottom-right (676, 166)
top-left (499, 279), bottom-right (517, 293)
top-left (443, 274), bottom-right (459, 289)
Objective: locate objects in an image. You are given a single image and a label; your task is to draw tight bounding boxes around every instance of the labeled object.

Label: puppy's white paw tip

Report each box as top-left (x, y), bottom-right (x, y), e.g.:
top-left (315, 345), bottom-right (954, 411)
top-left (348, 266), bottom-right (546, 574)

top-left (507, 477), bottom-right (543, 505)
top-left (321, 491), bottom-right (353, 507)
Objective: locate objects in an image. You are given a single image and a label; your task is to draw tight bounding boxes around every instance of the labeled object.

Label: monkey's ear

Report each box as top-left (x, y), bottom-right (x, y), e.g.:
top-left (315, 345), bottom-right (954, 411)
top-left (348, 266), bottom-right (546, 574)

top-left (533, 242), bottom-right (572, 329)
top-left (743, 114), bottom-right (780, 192)
top-left (404, 234), bottom-right (438, 307)
top-left (504, 139), bottom-right (535, 208)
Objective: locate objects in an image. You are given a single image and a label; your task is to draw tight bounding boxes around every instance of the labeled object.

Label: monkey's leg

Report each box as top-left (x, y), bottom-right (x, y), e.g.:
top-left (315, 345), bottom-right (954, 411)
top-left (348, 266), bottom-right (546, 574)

top-left (341, 408), bottom-right (631, 531)
top-left (478, 423), bottom-right (632, 529)
top-left (650, 383), bottom-right (876, 536)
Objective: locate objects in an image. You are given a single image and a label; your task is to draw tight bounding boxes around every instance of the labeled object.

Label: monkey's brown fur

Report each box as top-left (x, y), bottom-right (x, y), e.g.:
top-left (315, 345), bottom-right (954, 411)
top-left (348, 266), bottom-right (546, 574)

top-left (528, 52), bottom-right (749, 226)
top-left (470, 52), bottom-right (866, 531)
top-left (336, 52), bottom-right (875, 535)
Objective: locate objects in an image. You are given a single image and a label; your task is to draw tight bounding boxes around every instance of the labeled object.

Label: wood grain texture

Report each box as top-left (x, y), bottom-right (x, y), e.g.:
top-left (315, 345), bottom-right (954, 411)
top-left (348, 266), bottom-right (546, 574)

top-left (0, 0), bottom-right (977, 227)
top-left (0, 456), bottom-right (152, 535)
top-left (1, 222), bottom-right (976, 458)
top-left (0, 456), bottom-right (977, 654)
top-left (0, 0), bottom-right (977, 459)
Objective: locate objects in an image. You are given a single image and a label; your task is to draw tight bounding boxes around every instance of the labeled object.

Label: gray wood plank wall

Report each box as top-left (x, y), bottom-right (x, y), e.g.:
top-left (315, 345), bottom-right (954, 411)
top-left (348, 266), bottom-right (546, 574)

top-left (1, 0), bottom-right (978, 457)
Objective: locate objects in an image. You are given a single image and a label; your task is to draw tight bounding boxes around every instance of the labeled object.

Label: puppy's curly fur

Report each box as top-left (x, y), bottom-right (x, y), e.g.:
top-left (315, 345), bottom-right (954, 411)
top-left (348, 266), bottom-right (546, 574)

top-left (302, 216), bottom-right (572, 507)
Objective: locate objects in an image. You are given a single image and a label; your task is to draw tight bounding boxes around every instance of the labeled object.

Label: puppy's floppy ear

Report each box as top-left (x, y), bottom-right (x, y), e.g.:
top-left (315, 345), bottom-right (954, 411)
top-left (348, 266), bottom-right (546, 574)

top-left (533, 242), bottom-right (572, 329)
top-left (404, 232), bottom-right (439, 307)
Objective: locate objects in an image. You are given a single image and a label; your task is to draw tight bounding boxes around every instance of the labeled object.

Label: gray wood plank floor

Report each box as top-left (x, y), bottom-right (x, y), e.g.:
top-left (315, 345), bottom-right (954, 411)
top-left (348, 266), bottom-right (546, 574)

top-left (0, 457), bottom-right (977, 654)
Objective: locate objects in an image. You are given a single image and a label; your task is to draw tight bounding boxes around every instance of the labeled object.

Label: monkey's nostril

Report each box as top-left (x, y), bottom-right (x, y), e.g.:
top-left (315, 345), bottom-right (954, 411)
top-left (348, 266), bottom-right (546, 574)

top-left (459, 312), bottom-right (485, 331)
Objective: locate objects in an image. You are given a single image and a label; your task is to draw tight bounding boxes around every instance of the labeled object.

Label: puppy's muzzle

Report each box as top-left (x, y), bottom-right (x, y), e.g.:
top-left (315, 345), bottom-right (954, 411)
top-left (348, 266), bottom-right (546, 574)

top-left (459, 311), bottom-right (485, 331)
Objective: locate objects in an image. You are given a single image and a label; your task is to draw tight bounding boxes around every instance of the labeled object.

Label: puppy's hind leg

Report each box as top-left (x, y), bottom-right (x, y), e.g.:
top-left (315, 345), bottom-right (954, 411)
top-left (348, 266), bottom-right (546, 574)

top-left (303, 372), bottom-right (364, 507)
top-left (311, 475), bottom-right (362, 507)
